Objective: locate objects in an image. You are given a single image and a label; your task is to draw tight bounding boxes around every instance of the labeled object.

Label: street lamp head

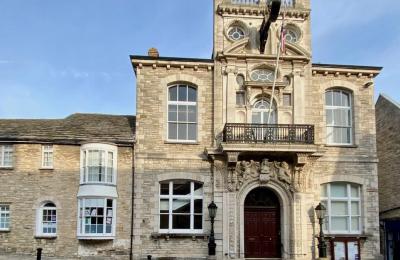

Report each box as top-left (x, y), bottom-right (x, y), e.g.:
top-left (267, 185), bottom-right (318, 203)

top-left (208, 201), bottom-right (218, 219)
top-left (315, 202), bottom-right (327, 220)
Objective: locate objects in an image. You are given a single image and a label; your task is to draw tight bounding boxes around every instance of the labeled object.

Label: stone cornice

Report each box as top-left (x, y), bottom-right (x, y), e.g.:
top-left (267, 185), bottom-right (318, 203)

top-left (312, 65), bottom-right (382, 78)
top-left (217, 4), bottom-right (310, 19)
top-left (131, 58), bottom-right (214, 72)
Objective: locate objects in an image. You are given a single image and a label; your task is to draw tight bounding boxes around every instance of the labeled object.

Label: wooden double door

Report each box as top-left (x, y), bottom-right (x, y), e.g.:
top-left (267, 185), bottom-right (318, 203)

top-left (244, 188), bottom-right (281, 259)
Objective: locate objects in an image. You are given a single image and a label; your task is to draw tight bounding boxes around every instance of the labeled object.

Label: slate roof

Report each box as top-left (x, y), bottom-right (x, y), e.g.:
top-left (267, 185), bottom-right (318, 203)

top-left (0, 113), bottom-right (136, 145)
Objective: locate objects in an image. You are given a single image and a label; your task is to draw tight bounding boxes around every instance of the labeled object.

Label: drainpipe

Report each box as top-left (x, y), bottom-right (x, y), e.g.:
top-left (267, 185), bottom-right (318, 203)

top-left (129, 142), bottom-right (135, 260)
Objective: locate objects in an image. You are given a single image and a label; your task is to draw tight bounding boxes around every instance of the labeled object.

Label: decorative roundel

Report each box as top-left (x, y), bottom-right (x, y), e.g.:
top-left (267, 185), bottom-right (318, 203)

top-left (228, 26), bottom-right (245, 41)
top-left (250, 69), bottom-right (275, 82)
top-left (284, 26), bottom-right (301, 44)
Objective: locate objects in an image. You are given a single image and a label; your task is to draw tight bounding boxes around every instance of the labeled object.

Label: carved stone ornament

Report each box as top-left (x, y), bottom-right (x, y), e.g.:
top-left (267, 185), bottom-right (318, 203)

top-left (226, 158), bottom-right (296, 192)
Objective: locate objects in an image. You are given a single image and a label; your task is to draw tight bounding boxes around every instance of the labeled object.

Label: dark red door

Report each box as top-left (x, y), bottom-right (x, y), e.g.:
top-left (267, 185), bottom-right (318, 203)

top-left (244, 188), bottom-right (281, 258)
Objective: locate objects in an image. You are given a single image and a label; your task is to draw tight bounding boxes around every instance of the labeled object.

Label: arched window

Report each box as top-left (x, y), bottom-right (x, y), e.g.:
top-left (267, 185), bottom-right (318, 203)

top-left (325, 89), bottom-right (353, 145)
top-left (321, 183), bottom-right (361, 234)
top-left (168, 84), bottom-right (197, 142)
top-left (36, 202), bottom-right (57, 236)
top-left (159, 180), bottom-right (203, 233)
top-left (252, 99), bottom-right (277, 124)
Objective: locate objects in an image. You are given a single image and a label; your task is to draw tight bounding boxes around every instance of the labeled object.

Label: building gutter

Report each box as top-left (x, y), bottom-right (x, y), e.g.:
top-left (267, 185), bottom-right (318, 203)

top-left (129, 140), bottom-right (136, 260)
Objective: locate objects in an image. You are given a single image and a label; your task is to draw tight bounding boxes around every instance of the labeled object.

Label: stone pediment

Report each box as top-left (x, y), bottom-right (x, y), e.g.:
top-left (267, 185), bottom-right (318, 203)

top-left (223, 37), bottom-right (250, 54)
top-left (285, 43), bottom-right (311, 58)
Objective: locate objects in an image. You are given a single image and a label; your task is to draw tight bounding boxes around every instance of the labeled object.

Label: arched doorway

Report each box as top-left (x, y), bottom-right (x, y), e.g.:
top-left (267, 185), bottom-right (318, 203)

top-left (244, 187), bottom-right (281, 258)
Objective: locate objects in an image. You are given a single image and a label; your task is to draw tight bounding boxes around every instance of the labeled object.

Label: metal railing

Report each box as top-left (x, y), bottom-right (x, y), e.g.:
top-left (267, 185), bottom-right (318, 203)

top-left (223, 123), bottom-right (314, 144)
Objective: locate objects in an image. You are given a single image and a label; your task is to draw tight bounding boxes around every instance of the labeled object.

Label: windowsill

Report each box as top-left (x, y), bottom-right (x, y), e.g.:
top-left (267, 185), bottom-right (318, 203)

top-left (35, 235), bottom-right (57, 239)
top-left (0, 229), bottom-right (10, 233)
top-left (39, 167), bottom-right (54, 170)
top-left (164, 141), bottom-right (199, 145)
top-left (325, 144), bottom-right (358, 148)
top-left (151, 232), bottom-right (209, 240)
top-left (79, 182), bottom-right (117, 187)
top-left (324, 233), bottom-right (371, 239)
top-left (77, 235), bottom-right (115, 240)
top-left (0, 167), bottom-right (13, 170)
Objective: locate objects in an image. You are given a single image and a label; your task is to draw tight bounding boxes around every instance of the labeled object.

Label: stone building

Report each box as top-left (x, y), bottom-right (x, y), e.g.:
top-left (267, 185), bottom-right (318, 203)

top-left (131, 0), bottom-right (382, 260)
top-left (376, 94), bottom-right (400, 260)
top-left (0, 114), bottom-right (135, 259)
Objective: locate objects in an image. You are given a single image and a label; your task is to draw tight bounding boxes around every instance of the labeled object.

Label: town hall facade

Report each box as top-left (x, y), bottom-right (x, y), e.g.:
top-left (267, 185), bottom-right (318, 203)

top-left (132, 0), bottom-right (382, 259)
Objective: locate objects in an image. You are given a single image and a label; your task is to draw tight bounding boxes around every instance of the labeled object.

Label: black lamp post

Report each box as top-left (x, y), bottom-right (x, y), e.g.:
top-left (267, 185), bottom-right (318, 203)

top-left (208, 201), bottom-right (218, 256)
top-left (315, 202), bottom-right (327, 258)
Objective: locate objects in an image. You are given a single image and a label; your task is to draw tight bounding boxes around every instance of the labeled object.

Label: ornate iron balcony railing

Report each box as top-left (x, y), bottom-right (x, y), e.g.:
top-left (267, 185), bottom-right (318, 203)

top-left (223, 123), bottom-right (314, 144)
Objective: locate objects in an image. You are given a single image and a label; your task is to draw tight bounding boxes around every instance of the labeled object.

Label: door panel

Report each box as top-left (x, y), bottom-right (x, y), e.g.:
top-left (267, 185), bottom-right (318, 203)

top-left (244, 208), bottom-right (280, 258)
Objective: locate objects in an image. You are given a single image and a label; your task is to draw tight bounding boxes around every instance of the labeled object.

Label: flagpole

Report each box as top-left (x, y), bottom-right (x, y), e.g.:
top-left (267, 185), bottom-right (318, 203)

top-left (267, 5), bottom-right (285, 125)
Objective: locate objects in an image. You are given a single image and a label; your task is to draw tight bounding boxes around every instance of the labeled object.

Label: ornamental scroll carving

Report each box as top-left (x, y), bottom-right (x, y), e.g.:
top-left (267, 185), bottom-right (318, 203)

top-left (226, 159), bottom-right (296, 192)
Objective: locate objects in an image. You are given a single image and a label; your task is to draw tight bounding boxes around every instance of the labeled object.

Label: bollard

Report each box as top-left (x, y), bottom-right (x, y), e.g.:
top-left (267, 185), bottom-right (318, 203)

top-left (37, 248), bottom-right (42, 260)
top-left (147, 255), bottom-right (152, 260)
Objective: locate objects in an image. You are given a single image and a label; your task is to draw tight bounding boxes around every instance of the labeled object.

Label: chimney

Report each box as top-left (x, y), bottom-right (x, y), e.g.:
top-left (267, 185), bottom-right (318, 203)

top-left (148, 48), bottom-right (159, 58)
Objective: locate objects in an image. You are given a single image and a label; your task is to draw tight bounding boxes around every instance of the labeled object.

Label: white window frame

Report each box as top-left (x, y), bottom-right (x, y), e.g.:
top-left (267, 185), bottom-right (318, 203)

top-left (36, 202), bottom-right (57, 237)
top-left (325, 89), bottom-right (353, 145)
top-left (167, 84), bottom-right (198, 143)
top-left (321, 183), bottom-right (362, 235)
top-left (77, 197), bottom-right (116, 239)
top-left (80, 143), bottom-right (118, 185)
top-left (0, 204), bottom-right (10, 231)
top-left (159, 180), bottom-right (203, 234)
top-left (41, 145), bottom-right (54, 169)
top-left (0, 145), bottom-right (13, 168)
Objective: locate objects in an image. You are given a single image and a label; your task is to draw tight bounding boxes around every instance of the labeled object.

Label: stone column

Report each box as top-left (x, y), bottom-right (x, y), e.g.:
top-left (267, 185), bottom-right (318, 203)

top-left (292, 67), bottom-right (305, 124)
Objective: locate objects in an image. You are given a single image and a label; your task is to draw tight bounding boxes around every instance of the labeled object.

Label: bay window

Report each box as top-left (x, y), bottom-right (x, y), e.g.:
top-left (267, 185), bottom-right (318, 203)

top-left (321, 183), bottom-right (361, 234)
top-left (81, 144), bottom-right (117, 185)
top-left (159, 180), bottom-right (203, 233)
top-left (78, 198), bottom-right (115, 238)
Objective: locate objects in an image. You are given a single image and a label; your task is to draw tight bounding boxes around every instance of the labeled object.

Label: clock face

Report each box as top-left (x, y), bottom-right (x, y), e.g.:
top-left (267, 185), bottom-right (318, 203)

top-left (228, 26), bottom-right (245, 41)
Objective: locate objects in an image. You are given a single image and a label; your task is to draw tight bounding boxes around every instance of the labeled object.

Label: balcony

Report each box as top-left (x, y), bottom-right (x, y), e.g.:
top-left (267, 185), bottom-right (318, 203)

top-left (223, 123), bottom-right (314, 144)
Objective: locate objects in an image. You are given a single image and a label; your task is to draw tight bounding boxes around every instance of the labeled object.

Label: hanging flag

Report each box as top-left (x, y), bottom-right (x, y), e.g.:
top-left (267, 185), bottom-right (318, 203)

top-left (280, 12), bottom-right (287, 54)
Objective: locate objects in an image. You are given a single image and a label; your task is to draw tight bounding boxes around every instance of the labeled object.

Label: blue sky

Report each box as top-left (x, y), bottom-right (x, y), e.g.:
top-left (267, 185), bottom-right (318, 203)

top-left (0, 0), bottom-right (399, 119)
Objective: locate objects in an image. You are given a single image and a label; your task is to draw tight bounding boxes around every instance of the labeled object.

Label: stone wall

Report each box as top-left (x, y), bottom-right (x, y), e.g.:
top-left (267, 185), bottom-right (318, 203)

top-left (0, 144), bottom-right (133, 259)
top-left (376, 95), bottom-right (400, 219)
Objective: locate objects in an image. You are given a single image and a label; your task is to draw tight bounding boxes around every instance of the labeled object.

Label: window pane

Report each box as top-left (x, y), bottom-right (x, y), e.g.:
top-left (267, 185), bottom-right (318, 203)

top-left (331, 201), bottom-right (348, 215)
top-left (236, 92), bottom-right (245, 106)
top-left (187, 124), bottom-right (197, 141)
top-left (173, 181), bottom-right (191, 195)
top-left (333, 91), bottom-right (341, 106)
top-left (178, 85), bottom-right (187, 101)
top-left (325, 91), bottom-right (332, 106)
top-left (168, 123), bottom-right (177, 140)
top-left (342, 92), bottom-right (350, 107)
top-left (351, 185), bottom-right (360, 198)
top-left (188, 87), bottom-right (197, 102)
top-left (187, 106), bottom-right (197, 123)
top-left (177, 124), bottom-right (187, 140)
top-left (194, 183), bottom-right (203, 196)
top-left (194, 215), bottom-right (202, 229)
top-left (172, 199), bottom-right (190, 214)
top-left (172, 214), bottom-right (190, 229)
top-left (160, 199), bottom-right (169, 213)
top-left (331, 183), bottom-right (347, 197)
top-left (321, 184), bottom-right (327, 197)
top-left (194, 199), bottom-right (203, 214)
top-left (178, 105), bottom-right (187, 122)
top-left (160, 214), bottom-right (169, 229)
top-left (351, 202), bottom-right (360, 215)
top-left (351, 217), bottom-right (360, 231)
top-left (331, 217), bottom-right (348, 231)
top-left (283, 94), bottom-right (292, 106)
top-left (160, 183), bottom-right (169, 195)
top-left (252, 112), bottom-right (262, 124)
top-left (169, 86), bottom-right (177, 101)
top-left (168, 105), bottom-right (177, 121)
